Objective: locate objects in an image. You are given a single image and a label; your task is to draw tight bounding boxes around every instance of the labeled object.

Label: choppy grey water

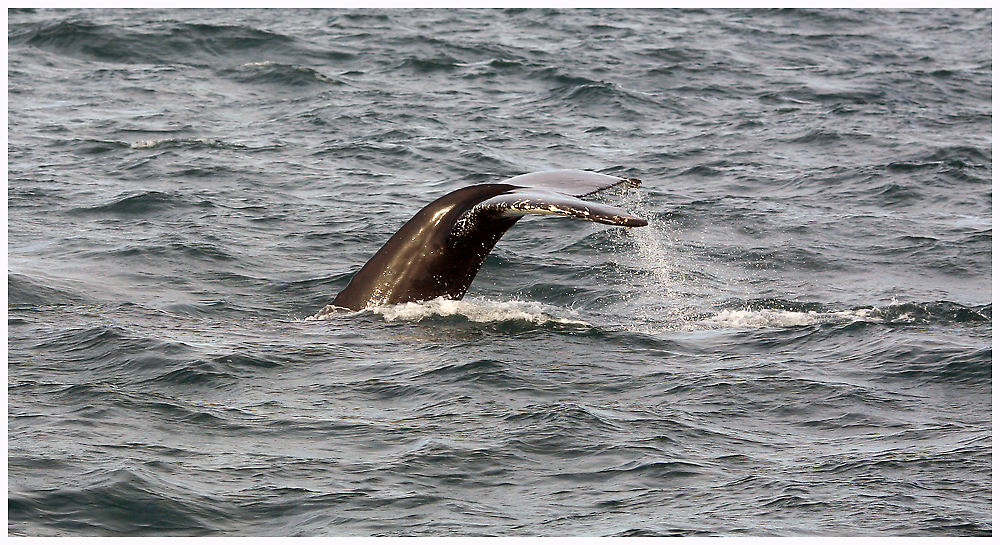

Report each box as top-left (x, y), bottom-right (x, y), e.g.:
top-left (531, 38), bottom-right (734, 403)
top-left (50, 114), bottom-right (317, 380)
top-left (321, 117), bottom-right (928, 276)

top-left (7, 8), bottom-right (992, 537)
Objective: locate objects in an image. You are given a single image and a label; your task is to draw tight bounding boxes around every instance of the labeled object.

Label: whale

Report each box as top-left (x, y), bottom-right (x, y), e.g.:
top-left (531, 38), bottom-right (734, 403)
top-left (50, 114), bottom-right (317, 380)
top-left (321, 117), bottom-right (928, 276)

top-left (315, 169), bottom-right (646, 315)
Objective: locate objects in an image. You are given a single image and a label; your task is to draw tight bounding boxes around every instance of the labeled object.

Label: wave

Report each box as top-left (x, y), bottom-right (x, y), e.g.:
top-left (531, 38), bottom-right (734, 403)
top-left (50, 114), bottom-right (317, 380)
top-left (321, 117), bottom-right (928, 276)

top-left (128, 137), bottom-right (270, 151)
top-left (14, 18), bottom-right (316, 67)
top-left (308, 289), bottom-right (988, 334)
top-left (69, 190), bottom-right (216, 216)
top-left (553, 459), bottom-right (705, 482)
top-left (64, 137), bottom-right (269, 154)
top-left (224, 61), bottom-right (344, 87)
top-left (139, 361), bottom-right (234, 387)
top-left (103, 241), bottom-right (235, 263)
top-left (702, 307), bottom-right (870, 329)
top-left (8, 274), bottom-right (83, 308)
top-left (413, 358), bottom-right (532, 389)
top-left (9, 467), bottom-right (226, 536)
top-left (394, 55), bottom-right (463, 73)
top-left (309, 297), bottom-right (591, 328)
top-left (541, 80), bottom-right (670, 118)
top-left (29, 325), bottom-right (201, 374)
top-left (702, 300), bottom-right (990, 330)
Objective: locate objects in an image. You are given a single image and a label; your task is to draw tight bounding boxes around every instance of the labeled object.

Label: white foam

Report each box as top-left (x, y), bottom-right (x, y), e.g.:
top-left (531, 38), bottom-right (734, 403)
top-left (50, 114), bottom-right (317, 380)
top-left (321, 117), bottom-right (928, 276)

top-left (129, 138), bottom-right (235, 149)
top-left (702, 307), bottom-right (875, 329)
top-left (374, 297), bottom-right (590, 326)
top-left (309, 297), bottom-right (591, 326)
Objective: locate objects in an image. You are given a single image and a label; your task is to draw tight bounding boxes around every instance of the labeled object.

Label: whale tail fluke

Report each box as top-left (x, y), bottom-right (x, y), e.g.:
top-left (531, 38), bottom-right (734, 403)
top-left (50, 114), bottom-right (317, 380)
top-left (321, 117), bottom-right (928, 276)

top-left (322, 169), bottom-right (647, 313)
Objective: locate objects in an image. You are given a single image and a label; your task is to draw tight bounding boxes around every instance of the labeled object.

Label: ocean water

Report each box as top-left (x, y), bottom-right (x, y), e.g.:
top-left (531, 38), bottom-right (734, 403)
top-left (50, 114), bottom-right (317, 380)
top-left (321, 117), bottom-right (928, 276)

top-left (7, 8), bottom-right (992, 536)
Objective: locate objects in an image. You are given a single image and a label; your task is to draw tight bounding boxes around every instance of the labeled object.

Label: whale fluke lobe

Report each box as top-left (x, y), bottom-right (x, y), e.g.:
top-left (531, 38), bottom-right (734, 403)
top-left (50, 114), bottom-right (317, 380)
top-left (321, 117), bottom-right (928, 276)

top-left (471, 188), bottom-right (648, 227)
top-left (500, 169), bottom-right (642, 197)
top-left (319, 169), bottom-right (646, 315)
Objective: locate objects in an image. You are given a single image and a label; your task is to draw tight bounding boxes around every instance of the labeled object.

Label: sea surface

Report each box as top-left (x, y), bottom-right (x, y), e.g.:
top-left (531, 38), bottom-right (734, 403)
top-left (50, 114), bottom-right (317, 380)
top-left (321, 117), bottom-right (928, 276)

top-left (7, 8), bottom-right (992, 536)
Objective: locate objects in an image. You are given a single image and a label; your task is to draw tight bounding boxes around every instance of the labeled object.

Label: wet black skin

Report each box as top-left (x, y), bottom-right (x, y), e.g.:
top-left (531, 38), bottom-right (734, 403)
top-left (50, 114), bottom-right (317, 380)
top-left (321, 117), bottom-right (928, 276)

top-left (332, 184), bottom-right (521, 311)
